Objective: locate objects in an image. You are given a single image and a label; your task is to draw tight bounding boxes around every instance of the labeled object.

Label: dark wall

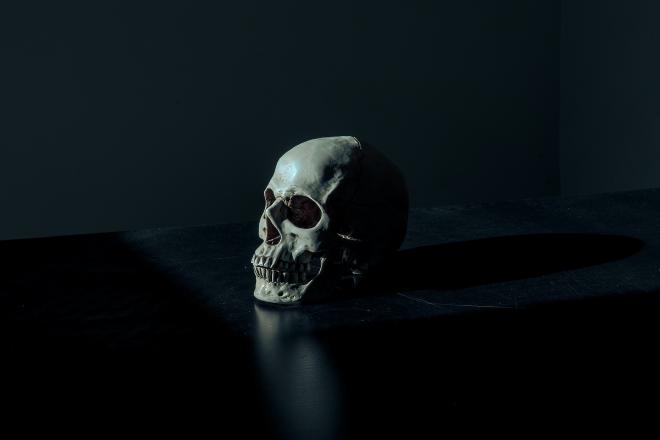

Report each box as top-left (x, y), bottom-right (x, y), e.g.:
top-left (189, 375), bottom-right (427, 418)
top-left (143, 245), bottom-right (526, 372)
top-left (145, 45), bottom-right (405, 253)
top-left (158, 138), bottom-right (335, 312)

top-left (561, 1), bottom-right (660, 196)
top-left (1, 1), bottom-right (560, 240)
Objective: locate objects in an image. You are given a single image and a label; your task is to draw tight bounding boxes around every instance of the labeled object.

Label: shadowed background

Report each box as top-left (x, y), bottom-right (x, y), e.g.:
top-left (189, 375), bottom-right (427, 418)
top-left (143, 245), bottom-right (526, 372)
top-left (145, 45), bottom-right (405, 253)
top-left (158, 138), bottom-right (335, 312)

top-left (0, 0), bottom-right (560, 240)
top-left (2, 1), bottom-right (658, 241)
top-left (560, 1), bottom-right (660, 196)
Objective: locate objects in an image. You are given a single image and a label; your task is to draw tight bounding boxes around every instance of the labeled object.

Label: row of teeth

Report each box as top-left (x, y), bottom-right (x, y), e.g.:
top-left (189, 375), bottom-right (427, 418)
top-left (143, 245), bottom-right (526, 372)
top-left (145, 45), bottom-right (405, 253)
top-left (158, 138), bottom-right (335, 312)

top-left (253, 266), bottom-right (311, 284)
top-left (251, 255), bottom-right (313, 272)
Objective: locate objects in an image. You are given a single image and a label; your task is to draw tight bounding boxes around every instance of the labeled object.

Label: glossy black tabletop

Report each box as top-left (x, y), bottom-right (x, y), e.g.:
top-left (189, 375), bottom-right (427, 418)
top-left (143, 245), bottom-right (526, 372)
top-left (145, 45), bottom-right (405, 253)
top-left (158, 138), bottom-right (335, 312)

top-left (2, 189), bottom-right (660, 436)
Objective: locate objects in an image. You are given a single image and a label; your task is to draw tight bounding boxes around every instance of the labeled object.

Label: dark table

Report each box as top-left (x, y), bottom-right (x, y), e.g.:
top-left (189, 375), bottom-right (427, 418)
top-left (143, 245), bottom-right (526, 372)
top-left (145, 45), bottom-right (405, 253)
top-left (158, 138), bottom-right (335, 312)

top-left (3, 189), bottom-right (660, 436)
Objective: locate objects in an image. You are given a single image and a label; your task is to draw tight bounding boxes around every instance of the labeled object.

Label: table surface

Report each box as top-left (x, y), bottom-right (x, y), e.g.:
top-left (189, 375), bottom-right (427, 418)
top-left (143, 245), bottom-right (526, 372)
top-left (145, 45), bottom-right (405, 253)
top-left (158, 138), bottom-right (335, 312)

top-left (3, 188), bottom-right (660, 436)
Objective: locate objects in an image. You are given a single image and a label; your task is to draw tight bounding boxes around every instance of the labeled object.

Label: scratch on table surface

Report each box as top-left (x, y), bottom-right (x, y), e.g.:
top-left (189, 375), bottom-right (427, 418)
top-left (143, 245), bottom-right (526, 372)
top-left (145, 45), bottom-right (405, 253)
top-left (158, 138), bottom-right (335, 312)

top-left (396, 292), bottom-right (513, 310)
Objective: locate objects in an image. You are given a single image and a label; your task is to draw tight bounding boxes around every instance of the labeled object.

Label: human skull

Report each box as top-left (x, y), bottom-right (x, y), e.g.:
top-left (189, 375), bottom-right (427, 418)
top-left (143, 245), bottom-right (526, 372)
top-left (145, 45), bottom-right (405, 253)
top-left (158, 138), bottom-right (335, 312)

top-left (251, 136), bottom-right (408, 304)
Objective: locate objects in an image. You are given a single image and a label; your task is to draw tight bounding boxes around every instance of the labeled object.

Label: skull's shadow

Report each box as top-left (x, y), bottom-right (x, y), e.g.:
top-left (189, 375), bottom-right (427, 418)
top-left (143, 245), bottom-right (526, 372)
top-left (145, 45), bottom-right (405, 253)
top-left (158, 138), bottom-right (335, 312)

top-left (362, 233), bottom-right (643, 295)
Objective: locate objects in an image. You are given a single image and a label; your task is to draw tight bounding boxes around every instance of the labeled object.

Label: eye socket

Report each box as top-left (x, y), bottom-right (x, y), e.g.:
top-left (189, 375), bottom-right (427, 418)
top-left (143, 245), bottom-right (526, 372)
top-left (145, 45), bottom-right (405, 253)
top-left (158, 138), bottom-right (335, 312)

top-left (264, 188), bottom-right (275, 207)
top-left (287, 195), bottom-right (322, 229)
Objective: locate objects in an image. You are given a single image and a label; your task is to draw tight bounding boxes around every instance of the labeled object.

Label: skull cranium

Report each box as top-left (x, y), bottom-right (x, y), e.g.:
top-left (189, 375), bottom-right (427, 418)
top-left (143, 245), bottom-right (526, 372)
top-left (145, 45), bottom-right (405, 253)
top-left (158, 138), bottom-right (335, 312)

top-left (251, 136), bottom-right (408, 304)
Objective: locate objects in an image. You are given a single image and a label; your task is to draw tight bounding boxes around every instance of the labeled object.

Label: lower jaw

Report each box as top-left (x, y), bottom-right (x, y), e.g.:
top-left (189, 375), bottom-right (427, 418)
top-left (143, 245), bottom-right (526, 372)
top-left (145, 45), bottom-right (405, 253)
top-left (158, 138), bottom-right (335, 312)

top-left (252, 256), bottom-right (328, 304)
top-left (253, 277), bottom-right (311, 304)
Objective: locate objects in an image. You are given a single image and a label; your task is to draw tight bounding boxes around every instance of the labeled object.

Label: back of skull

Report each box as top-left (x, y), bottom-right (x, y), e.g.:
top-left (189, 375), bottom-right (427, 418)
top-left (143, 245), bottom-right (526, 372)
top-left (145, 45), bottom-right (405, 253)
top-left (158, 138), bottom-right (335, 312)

top-left (252, 136), bottom-right (408, 304)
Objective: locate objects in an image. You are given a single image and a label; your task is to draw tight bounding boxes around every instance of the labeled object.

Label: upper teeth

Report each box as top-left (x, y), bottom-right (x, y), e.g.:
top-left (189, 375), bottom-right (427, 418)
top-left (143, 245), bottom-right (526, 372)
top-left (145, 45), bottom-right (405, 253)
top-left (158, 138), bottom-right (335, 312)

top-left (251, 254), bottom-right (318, 284)
top-left (252, 266), bottom-right (309, 284)
top-left (251, 255), bottom-right (274, 267)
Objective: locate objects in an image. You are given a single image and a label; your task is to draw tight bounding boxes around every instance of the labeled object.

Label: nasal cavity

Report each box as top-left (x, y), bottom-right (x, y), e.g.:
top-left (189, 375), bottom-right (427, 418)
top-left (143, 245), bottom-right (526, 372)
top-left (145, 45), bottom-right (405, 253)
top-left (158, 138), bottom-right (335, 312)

top-left (266, 217), bottom-right (281, 245)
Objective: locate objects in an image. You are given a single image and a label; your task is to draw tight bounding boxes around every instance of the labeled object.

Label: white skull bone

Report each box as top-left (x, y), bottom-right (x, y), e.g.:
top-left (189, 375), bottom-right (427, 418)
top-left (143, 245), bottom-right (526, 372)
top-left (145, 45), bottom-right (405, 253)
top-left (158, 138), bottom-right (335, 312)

top-left (252, 136), bottom-right (408, 304)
